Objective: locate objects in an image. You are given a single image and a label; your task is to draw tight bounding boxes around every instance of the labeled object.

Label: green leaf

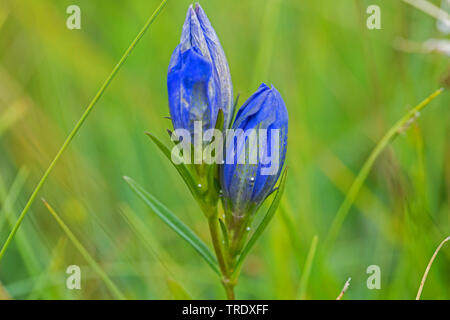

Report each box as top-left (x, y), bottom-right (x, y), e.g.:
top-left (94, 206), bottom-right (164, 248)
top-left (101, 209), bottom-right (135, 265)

top-left (123, 176), bottom-right (220, 275)
top-left (145, 132), bottom-right (201, 202)
top-left (232, 168), bottom-right (288, 276)
top-left (0, 0), bottom-right (169, 264)
top-left (228, 94), bottom-right (241, 129)
top-left (218, 218), bottom-right (229, 249)
top-left (215, 109), bottom-right (224, 131)
top-left (118, 204), bottom-right (193, 298)
top-left (297, 235), bottom-right (319, 300)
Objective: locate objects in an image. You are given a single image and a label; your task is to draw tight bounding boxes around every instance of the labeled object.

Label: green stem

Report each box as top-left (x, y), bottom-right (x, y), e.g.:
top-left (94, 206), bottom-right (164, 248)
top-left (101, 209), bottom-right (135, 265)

top-left (0, 0), bottom-right (169, 264)
top-left (208, 216), bottom-right (228, 276)
top-left (223, 279), bottom-right (236, 300)
top-left (207, 214), bottom-right (236, 299)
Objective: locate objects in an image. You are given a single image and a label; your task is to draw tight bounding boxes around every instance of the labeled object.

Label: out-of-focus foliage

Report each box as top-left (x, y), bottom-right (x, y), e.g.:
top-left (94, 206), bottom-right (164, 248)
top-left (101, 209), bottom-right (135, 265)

top-left (0, 0), bottom-right (449, 299)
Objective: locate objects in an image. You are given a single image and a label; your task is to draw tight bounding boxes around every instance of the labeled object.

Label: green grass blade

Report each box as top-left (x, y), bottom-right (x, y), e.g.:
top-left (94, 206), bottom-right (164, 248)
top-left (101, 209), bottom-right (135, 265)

top-left (416, 235), bottom-right (450, 300)
top-left (232, 168), bottom-right (288, 276)
top-left (118, 204), bottom-right (192, 298)
top-left (279, 204), bottom-right (303, 268)
top-left (325, 88), bottom-right (445, 251)
top-left (42, 199), bottom-right (126, 300)
top-left (1, 168), bottom-right (50, 297)
top-left (297, 235), bottom-right (318, 300)
top-left (218, 218), bottom-right (229, 250)
top-left (28, 238), bottom-right (68, 300)
top-left (145, 132), bottom-right (201, 202)
top-left (118, 204), bottom-right (174, 275)
top-left (123, 176), bottom-right (220, 275)
top-left (0, 167), bottom-right (29, 233)
top-left (0, 0), bottom-right (169, 264)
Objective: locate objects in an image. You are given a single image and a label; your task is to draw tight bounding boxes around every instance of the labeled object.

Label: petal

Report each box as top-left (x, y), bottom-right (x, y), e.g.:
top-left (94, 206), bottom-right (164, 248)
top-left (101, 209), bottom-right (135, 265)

top-left (221, 84), bottom-right (288, 214)
top-left (180, 48), bottom-right (214, 132)
top-left (195, 3), bottom-right (233, 128)
top-left (228, 162), bottom-right (258, 214)
top-left (233, 84), bottom-right (271, 130)
top-left (251, 87), bottom-right (288, 203)
top-left (181, 5), bottom-right (211, 61)
top-left (168, 47), bottom-right (215, 133)
top-left (222, 128), bottom-right (259, 214)
top-left (167, 45), bottom-right (184, 131)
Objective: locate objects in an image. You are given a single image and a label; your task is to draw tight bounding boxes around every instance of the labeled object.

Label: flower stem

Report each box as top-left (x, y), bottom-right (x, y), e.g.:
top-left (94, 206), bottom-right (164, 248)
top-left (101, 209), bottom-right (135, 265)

top-left (208, 216), bottom-right (228, 275)
top-left (207, 215), bottom-right (236, 299)
top-left (223, 280), bottom-right (236, 300)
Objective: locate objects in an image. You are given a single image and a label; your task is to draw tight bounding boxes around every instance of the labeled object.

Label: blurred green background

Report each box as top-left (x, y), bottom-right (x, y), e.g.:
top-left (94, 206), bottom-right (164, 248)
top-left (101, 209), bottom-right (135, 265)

top-left (0, 0), bottom-right (449, 299)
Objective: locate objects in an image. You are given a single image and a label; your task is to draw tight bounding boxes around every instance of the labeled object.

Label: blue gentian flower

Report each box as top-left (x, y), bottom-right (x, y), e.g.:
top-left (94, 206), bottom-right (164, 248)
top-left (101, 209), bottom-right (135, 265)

top-left (167, 3), bottom-right (233, 136)
top-left (221, 84), bottom-right (288, 216)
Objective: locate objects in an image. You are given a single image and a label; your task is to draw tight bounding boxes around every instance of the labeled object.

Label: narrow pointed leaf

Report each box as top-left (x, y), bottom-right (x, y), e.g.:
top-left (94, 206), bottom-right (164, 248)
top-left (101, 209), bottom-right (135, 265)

top-left (297, 235), bottom-right (319, 299)
top-left (232, 168), bottom-right (288, 275)
top-left (218, 218), bottom-right (229, 249)
top-left (124, 176), bottom-right (220, 275)
top-left (214, 109), bottom-right (224, 131)
top-left (229, 93), bottom-right (240, 129)
top-left (145, 132), bottom-right (201, 202)
top-left (0, 0), bottom-right (169, 264)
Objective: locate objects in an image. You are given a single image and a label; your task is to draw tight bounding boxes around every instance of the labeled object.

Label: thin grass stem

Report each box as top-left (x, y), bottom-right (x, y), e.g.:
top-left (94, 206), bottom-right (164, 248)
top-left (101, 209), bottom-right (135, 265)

top-left (42, 199), bottom-right (126, 300)
top-left (297, 235), bottom-right (318, 300)
top-left (416, 235), bottom-right (450, 300)
top-left (336, 277), bottom-right (351, 300)
top-left (0, 0), bottom-right (168, 263)
top-left (325, 88), bottom-right (444, 251)
top-left (403, 0), bottom-right (450, 22)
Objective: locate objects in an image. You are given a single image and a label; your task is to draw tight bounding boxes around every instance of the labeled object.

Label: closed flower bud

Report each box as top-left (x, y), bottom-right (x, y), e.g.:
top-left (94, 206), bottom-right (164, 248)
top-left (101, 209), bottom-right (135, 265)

top-left (167, 3), bottom-right (233, 137)
top-left (221, 84), bottom-right (288, 217)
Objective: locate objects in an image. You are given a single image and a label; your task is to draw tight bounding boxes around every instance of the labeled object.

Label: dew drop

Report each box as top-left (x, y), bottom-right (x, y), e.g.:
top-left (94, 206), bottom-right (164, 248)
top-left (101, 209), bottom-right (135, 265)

top-left (197, 184), bottom-right (202, 188)
top-left (250, 177), bottom-right (255, 182)
top-left (246, 227), bottom-right (251, 231)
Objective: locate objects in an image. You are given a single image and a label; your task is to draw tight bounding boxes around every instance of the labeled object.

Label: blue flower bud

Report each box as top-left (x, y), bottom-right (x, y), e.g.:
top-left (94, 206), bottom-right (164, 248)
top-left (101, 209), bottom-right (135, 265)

top-left (221, 84), bottom-right (288, 216)
top-left (167, 3), bottom-right (233, 136)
